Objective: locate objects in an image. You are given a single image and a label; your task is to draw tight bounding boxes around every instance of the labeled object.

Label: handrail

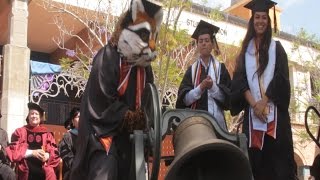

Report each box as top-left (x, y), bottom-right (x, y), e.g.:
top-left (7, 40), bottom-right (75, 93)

top-left (304, 106), bottom-right (320, 148)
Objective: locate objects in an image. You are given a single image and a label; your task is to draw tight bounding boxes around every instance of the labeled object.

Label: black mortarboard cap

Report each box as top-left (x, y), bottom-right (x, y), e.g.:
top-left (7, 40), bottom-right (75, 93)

top-left (244, 0), bottom-right (278, 33)
top-left (191, 20), bottom-right (220, 40)
top-left (140, 0), bottom-right (162, 18)
top-left (244, 0), bottom-right (277, 13)
top-left (192, 20), bottom-right (221, 55)
top-left (27, 102), bottom-right (44, 117)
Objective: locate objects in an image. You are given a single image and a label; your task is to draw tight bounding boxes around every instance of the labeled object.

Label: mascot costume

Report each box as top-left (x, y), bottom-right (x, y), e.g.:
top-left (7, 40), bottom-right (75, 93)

top-left (69, 0), bottom-right (163, 179)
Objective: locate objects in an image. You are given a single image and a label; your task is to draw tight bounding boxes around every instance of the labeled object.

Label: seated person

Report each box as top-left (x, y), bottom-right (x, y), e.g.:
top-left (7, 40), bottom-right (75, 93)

top-left (58, 107), bottom-right (80, 180)
top-left (0, 115), bottom-right (16, 180)
top-left (6, 103), bottom-right (60, 180)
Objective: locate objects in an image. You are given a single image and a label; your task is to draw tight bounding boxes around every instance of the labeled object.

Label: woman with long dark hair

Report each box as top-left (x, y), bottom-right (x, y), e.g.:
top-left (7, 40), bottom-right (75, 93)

top-left (231, 0), bottom-right (296, 179)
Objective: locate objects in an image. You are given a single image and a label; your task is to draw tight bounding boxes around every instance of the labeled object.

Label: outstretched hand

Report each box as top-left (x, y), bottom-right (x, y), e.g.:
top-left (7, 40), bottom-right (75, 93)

top-left (123, 109), bottom-right (146, 132)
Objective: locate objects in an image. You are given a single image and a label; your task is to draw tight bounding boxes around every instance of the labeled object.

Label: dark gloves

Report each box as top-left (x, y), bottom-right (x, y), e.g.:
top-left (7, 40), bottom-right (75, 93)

top-left (123, 109), bottom-right (146, 132)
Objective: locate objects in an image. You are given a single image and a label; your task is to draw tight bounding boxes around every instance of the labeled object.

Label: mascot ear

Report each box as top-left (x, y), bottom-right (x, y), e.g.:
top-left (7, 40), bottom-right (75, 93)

top-left (131, 0), bottom-right (145, 22)
top-left (130, 0), bottom-right (163, 32)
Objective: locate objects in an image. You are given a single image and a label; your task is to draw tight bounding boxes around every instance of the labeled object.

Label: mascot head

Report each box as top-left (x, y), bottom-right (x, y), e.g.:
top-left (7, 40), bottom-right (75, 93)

top-left (110, 0), bottom-right (163, 67)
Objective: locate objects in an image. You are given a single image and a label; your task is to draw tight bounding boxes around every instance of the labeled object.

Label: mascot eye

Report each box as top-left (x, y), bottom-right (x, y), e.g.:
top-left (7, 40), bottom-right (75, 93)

top-left (135, 28), bottom-right (150, 43)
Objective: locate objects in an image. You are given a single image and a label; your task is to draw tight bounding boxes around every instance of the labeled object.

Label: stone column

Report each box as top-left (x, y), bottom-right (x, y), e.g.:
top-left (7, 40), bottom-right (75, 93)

top-left (1, 0), bottom-right (30, 138)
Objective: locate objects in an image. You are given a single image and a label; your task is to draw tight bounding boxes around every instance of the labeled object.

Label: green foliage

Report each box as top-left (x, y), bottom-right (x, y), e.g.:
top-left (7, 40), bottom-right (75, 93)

top-left (209, 7), bottom-right (224, 21)
top-left (290, 28), bottom-right (320, 108)
top-left (224, 111), bottom-right (233, 129)
top-left (155, 25), bottom-right (192, 96)
top-left (59, 53), bottom-right (91, 80)
top-left (295, 28), bottom-right (320, 51)
top-left (287, 27), bottom-right (320, 147)
top-left (158, 27), bottom-right (190, 52)
top-left (161, 0), bottom-right (192, 10)
top-left (155, 0), bottom-right (229, 100)
top-left (52, 0), bottom-right (241, 115)
top-left (294, 124), bottom-right (319, 146)
top-left (152, 57), bottom-right (183, 88)
top-left (60, 57), bottom-right (74, 71)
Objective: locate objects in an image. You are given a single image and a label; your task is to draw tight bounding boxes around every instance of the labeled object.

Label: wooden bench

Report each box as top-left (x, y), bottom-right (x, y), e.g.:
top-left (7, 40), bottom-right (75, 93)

top-left (41, 124), bottom-right (175, 180)
top-left (43, 124), bottom-right (68, 144)
top-left (43, 124), bottom-right (67, 180)
top-left (158, 135), bottom-right (174, 180)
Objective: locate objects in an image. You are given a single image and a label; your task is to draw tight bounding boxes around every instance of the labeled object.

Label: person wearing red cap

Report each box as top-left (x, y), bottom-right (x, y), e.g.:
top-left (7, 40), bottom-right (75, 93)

top-left (231, 0), bottom-right (297, 179)
top-left (6, 103), bottom-right (60, 180)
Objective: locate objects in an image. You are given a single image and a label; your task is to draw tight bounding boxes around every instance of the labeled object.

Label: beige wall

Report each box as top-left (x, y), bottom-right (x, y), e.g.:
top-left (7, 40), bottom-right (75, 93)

top-left (1, 0), bottom-right (30, 138)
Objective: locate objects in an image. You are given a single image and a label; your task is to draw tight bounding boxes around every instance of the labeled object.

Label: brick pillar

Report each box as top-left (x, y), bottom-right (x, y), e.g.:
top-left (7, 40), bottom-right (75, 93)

top-left (1, 0), bottom-right (30, 138)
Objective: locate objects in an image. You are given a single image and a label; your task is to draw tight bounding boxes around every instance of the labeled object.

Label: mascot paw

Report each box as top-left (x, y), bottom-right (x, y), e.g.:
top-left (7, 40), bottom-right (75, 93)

top-left (123, 109), bottom-right (146, 132)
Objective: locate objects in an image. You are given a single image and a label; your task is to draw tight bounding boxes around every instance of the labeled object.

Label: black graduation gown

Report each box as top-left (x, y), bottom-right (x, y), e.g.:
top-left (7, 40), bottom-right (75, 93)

top-left (230, 41), bottom-right (296, 180)
top-left (176, 61), bottom-right (231, 111)
top-left (70, 45), bottom-right (154, 180)
top-left (58, 130), bottom-right (78, 180)
top-left (311, 154), bottom-right (320, 180)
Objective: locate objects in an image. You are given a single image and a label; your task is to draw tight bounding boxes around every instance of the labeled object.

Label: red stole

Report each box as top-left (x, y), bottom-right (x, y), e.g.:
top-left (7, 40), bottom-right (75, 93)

top-left (249, 107), bottom-right (277, 150)
top-left (100, 59), bottom-right (146, 154)
top-left (117, 60), bottom-right (145, 107)
top-left (191, 62), bottom-right (202, 109)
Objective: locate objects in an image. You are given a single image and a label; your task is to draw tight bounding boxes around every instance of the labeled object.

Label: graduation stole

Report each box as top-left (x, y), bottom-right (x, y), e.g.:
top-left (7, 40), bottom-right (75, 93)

top-left (191, 57), bottom-right (217, 109)
top-left (25, 125), bottom-right (48, 133)
top-left (25, 125), bottom-right (48, 151)
top-left (117, 58), bottom-right (146, 107)
top-left (246, 39), bottom-right (277, 150)
top-left (100, 58), bottom-right (146, 154)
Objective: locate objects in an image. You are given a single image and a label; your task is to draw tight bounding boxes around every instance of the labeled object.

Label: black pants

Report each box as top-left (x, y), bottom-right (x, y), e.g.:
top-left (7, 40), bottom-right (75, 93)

top-left (87, 133), bottom-right (135, 180)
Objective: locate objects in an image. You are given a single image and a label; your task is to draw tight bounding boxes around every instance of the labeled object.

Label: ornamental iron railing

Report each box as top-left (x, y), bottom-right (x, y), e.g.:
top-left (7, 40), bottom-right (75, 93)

top-left (30, 69), bottom-right (87, 104)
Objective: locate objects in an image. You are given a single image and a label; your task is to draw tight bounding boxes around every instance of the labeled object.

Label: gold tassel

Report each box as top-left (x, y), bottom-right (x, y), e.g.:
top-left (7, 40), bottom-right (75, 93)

top-left (43, 111), bottom-right (46, 122)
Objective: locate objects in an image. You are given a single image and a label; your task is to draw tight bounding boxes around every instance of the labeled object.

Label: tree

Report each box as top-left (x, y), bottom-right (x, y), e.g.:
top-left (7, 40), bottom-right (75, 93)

top-left (32, 0), bottom-right (128, 102)
top-left (37, 0), bottom-right (244, 131)
top-left (38, 0), bottom-right (198, 109)
top-left (287, 28), bottom-right (320, 149)
top-left (289, 29), bottom-right (320, 118)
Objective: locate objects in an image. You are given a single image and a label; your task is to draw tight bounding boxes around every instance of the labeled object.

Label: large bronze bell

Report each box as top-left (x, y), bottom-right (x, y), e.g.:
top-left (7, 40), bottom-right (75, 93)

top-left (165, 116), bottom-right (252, 180)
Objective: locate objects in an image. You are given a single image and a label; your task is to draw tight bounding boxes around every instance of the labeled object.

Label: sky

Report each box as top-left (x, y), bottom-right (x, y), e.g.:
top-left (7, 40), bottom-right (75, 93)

top-left (192, 0), bottom-right (320, 39)
top-left (277, 0), bottom-right (320, 39)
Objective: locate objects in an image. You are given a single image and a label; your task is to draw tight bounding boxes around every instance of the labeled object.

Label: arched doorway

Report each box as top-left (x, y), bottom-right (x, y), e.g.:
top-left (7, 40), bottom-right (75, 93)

top-left (295, 152), bottom-right (311, 179)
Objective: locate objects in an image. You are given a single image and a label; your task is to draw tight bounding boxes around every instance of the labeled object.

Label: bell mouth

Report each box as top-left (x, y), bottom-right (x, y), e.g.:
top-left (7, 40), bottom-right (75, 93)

top-left (165, 116), bottom-right (252, 180)
top-left (165, 139), bottom-right (252, 180)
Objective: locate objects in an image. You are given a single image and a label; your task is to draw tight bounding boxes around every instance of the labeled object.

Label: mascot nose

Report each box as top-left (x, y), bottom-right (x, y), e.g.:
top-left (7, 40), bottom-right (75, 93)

top-left (149, 39), bottom-right (156, 51)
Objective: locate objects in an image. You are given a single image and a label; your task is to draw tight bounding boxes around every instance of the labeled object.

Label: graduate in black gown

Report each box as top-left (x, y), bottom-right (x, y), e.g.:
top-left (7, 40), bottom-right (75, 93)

top-left (230, 0), bottom-right (297, 179)
top-left (69, 0), bottom-right (163, 179)
top-left (176, 20), bottom-right (231, 130)
top-left (58, 107), bottom-right (80, 180)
